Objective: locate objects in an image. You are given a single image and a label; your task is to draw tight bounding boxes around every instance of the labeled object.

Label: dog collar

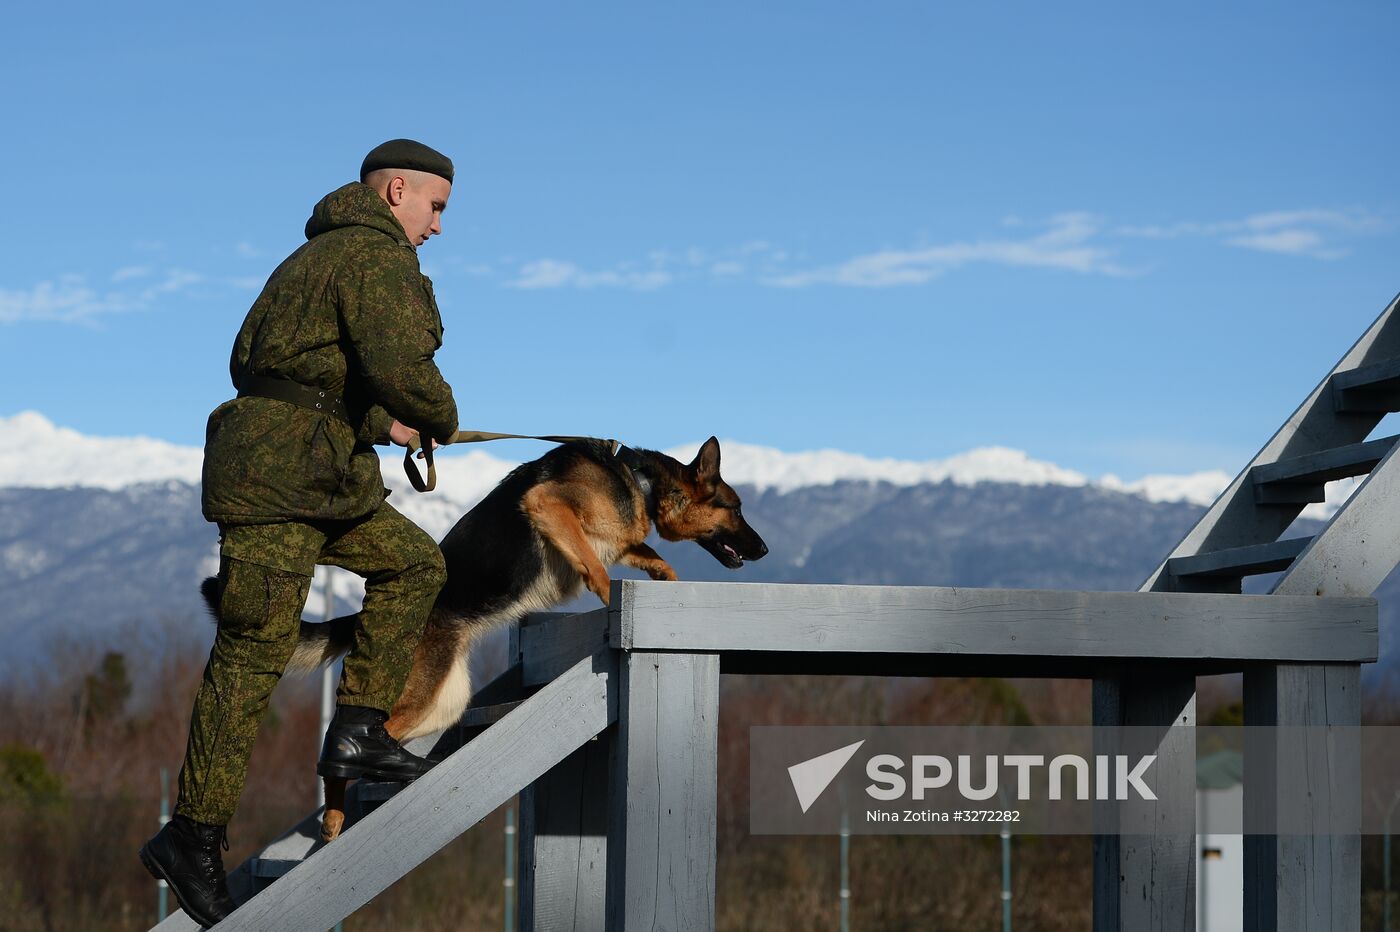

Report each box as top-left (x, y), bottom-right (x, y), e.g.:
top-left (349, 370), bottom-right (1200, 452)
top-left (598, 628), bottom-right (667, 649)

top-left (615, 444), bottom-right (658, 516)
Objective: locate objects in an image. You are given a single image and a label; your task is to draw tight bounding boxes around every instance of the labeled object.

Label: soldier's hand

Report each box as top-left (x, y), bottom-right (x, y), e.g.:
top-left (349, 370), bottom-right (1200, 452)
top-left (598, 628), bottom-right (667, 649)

top-left (389, 420), bottom-right (440, 454)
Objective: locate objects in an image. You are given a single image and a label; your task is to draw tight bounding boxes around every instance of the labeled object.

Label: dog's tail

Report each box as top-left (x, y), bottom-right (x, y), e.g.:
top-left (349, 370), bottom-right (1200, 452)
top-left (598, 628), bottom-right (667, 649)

top-left (199, 575), bottom-right (355, 674)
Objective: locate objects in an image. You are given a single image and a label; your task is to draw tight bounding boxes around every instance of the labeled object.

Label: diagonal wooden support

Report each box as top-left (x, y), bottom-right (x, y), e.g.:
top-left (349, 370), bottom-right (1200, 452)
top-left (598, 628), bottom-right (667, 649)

top-left (1272, 438), bottom-right (1400, 598)
top-left (182, 648), bottom-right (616, 932)
top-left (1251, 406), bottom-right (1396, 932)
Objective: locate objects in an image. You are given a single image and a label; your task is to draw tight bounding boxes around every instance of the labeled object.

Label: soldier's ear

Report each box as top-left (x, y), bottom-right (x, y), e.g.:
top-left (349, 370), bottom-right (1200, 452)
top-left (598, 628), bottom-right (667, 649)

top-left (386, 175), bottom-right (407, 206)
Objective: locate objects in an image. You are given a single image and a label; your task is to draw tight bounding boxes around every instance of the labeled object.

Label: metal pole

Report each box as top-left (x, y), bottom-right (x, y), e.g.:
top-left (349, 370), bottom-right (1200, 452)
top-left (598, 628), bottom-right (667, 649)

top-left (999, 787), bottom-right (1011, 932)
top-left (1385, 791), bottom-right (1400, 932)
top-left (504, 803), bottom-right (517, 932)
top-left (158, 767), bottom-right (169, 922)
top-left (1000, 819), bottom-right (1011, 932)
top-left (839, 804), bottom-right (850, 932)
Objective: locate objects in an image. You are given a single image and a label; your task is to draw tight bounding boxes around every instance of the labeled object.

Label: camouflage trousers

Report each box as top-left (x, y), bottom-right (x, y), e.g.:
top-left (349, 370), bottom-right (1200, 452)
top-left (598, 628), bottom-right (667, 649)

top-left (175, 502), bottom-right (446, 826)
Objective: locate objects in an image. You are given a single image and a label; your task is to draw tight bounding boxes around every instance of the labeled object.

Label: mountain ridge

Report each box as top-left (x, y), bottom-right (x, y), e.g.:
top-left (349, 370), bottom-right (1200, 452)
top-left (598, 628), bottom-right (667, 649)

top-left (4, 411), bottom-right (1390, 681)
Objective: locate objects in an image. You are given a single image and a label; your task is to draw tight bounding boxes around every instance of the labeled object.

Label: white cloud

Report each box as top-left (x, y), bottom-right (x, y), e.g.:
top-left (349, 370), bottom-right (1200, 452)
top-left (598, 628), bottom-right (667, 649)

top-left (139, 269), bottom-right (202, 301)
top-left (764, 213), bottom-right (1132, 288)
top-left (1, 267), bottom-right (204, 325)
top-left (482, 204), bottom-right (1385, 296)
top-left (1240, 209), bottom-right (1383, 234)
top-left (1227, 229), bottom-right (1339, 258)
top-left (0, 277), bottom-right (131, 324)
top-left (1117, 207), bottom-right (1385, 260)
top-left (500, 240), bottom-right (795, 291)
top-left (507, 259), bottom-right (671, 291)
top-left (111, 266), bottom-right (150, 282)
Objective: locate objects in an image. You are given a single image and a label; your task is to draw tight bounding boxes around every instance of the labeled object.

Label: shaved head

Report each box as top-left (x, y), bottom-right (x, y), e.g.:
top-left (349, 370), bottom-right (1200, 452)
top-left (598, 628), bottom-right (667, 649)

top-left (362, 167), bottom-right (444, 193)
top-left (364, 168), bottom-right (453, 247)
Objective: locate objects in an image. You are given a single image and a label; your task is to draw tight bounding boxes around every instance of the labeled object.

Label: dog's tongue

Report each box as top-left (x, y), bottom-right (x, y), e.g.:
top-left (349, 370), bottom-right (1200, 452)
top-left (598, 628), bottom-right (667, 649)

top-left (723, 544), bottom-right (740, 561)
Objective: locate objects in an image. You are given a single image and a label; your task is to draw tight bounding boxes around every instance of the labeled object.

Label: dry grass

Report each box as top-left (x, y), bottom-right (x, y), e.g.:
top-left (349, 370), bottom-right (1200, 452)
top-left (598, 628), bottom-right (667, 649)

top-left (2, 630), bottom-right (1396, 930)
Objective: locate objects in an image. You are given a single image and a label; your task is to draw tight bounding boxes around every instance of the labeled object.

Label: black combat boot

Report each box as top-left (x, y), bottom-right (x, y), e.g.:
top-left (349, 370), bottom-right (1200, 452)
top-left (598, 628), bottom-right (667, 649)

top-left (139, 814), bottom-right (236, 929)
top-left (317, 704), bottom-right (435, 782)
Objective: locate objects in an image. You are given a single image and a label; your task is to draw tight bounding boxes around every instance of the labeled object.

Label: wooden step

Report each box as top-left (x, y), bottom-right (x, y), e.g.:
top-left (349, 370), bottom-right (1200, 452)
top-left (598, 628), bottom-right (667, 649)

top-left (459, 698), bottom-right (527, 728)
top-left (1251, 435), bottom-right (1399, 504)
top-left (249, 857), bottom-right (303, 880)
top-left (1332, 358), bottom-right (1400, 413)
top-left (1167, 536), bottom-right (1312, 580)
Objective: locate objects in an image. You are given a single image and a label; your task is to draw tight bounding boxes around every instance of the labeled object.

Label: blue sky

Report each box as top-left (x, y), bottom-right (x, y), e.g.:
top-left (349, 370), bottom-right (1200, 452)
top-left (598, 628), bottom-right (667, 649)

top-left (2, 2), bottom-right (1396, 478)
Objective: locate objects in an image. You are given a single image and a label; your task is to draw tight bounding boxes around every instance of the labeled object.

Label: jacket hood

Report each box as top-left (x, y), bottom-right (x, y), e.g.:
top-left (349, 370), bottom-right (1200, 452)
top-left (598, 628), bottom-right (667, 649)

top-left (304, 182), bottom-right (412, 247)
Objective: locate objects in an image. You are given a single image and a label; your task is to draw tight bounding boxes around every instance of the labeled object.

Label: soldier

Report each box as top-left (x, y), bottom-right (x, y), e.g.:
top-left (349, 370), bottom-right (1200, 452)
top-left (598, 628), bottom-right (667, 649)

top-left (139, 139), bottom-right (461, 928)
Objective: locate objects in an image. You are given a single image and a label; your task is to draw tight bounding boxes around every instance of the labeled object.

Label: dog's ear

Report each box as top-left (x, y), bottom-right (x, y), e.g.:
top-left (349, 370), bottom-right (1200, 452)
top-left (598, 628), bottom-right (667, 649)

top-left (690, 436), bottom-right (721, 489)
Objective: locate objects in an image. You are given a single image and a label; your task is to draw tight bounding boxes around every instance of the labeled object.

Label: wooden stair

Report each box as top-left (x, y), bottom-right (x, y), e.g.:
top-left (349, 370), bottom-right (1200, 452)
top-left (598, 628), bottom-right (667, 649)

top-left (150, 647), bottom-right (614, 931)
top-left (1145, 293), bottom-right (1400, 596)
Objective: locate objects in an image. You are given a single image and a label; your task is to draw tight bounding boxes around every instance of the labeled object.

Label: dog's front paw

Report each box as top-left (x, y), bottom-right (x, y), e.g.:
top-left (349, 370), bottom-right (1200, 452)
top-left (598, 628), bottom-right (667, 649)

top-left (648, 564), bottom-right (678, 582)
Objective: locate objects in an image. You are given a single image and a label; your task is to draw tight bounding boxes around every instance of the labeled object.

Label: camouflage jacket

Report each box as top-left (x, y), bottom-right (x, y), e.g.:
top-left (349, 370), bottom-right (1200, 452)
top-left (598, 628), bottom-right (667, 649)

top-left (202, 182), bottom-right (459, 525)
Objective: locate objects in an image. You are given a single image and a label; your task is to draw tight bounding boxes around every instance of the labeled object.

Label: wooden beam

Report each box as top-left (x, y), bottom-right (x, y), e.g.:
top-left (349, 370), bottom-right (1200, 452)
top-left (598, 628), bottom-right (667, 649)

top-left (208, 649), bottom-right (617, 932)
top-left (720, 651), bottom-right (1251, 679)
top-left (1092, 673), bottom-right (1196, 932)
top-left (522, 609), bottom-right (610, 686)
top-left (609, 580), bottom-right (1376, 663)
top-left (520, 733), bottom-right (613, 932)
top-left (1244, 664), bottom-right (1361, 932)
top-left (607, 651), bottom-right (719, 931)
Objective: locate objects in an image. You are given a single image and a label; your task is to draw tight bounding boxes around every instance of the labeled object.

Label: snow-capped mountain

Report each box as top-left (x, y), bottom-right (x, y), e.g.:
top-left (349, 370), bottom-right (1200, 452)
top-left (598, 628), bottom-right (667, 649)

top-left (3, 411), bottom-right (1362, 528)
top-left (0, 411), bottom-right (1236, 509)
top-left (1, 411), bottom-right (1385, 675)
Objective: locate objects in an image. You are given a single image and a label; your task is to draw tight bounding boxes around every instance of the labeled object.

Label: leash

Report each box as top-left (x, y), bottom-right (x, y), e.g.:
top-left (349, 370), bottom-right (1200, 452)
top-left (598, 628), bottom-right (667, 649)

top-left (232, 373), bottom-right (622, 492)
top-left (403, 430), bottom-right (622, 492)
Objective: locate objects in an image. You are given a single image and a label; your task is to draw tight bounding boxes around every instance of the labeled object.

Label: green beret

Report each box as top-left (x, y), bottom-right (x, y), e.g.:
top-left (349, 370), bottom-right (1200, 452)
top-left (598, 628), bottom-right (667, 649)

top-left (360, 139), bottom-right (454, 184)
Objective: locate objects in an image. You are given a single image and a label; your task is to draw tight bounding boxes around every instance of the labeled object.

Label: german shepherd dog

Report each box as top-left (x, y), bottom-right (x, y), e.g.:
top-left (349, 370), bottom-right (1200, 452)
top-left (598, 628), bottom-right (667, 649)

top-left (205, 436), bottom-right (767, 841)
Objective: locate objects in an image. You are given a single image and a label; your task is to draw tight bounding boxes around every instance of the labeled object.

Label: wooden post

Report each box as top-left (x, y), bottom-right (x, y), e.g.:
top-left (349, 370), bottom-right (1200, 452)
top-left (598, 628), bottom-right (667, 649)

top-left (1092, 671), bottom-right (1197, 932)
top-left (606, 650), bottom-right (720, 931)
top-left (1244, 663), bottom-right (1361, 932)
top-left (519, 732), bottom-right (613, 931)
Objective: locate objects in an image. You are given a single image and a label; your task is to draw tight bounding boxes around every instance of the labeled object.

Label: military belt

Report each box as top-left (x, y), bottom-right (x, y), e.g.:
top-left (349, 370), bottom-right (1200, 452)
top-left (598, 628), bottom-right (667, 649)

top-left (238, 374), bottom-right (351, 426)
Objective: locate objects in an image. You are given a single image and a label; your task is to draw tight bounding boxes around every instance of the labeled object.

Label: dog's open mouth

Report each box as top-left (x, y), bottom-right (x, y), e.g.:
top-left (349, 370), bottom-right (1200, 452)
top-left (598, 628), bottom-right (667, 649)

top-left (700, 536), bottom-right (747, 569)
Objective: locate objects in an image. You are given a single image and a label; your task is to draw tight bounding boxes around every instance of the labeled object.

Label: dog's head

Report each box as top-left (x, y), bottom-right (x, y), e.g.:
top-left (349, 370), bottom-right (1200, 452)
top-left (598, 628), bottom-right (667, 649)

top-left (653, 437), bottom-right (768, 568)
